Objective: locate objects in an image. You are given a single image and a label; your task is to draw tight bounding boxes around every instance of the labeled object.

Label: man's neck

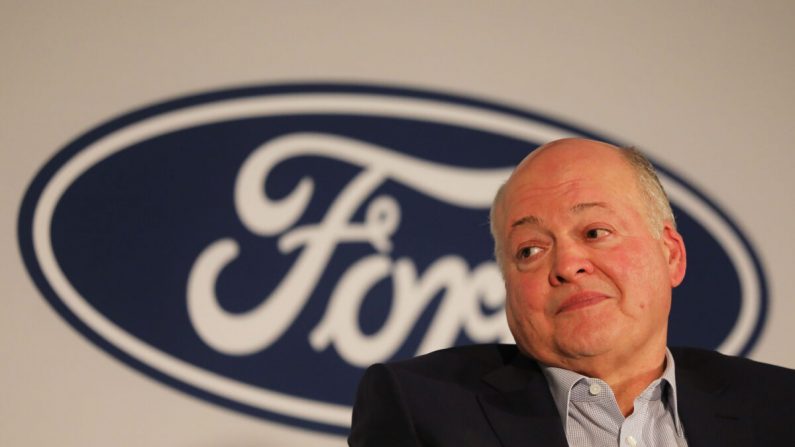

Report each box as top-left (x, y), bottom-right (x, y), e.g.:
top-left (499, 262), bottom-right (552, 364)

top-left (605, 361), bottom-right (666, 416)
top-left (554, 347), bottom-right (667, 417)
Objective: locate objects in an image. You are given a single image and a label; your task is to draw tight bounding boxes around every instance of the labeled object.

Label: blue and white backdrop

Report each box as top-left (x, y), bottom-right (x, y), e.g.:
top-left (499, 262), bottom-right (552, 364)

top-left (3, 3), bottom-right (794, 446)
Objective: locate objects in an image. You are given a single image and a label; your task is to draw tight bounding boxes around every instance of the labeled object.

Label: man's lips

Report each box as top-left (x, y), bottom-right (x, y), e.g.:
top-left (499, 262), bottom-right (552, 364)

top-left (556, 292), bottom-right (610, 314)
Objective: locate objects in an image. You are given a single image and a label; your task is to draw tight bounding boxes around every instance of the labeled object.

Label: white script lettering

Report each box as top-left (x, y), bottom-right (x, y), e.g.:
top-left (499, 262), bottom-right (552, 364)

top-left (187, 133), bottom-right (513, 365)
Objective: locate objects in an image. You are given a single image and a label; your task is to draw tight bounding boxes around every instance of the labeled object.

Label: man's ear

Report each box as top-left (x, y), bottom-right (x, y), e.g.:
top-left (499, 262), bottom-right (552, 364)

top-left (660, 222), bottom-right (687, 287)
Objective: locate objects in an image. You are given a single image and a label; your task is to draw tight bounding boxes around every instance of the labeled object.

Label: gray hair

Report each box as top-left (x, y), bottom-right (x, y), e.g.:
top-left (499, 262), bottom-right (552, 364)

top-left (489, 145), bottom-right (675, 271)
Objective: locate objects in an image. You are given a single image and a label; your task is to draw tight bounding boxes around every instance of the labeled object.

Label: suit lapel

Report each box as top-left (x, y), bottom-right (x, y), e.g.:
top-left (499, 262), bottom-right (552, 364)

top-left (477, 354), bottom-right (568, 447)
top-left (675, 351), bottom-right (752, 447)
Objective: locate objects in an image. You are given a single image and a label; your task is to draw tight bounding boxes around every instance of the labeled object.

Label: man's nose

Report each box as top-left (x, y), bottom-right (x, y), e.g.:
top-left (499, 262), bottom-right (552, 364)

top-left (549, 241), bottom-right (594, 286)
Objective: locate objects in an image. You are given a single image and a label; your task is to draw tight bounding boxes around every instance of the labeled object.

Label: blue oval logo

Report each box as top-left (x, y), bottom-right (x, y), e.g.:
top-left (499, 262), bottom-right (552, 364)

top-left (17, 84), bottom-right (767, 434)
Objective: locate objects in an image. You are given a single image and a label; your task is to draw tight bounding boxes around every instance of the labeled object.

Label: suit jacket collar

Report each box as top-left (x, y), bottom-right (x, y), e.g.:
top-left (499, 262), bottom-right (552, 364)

top-left (477, 350), bottom-right (568, 447)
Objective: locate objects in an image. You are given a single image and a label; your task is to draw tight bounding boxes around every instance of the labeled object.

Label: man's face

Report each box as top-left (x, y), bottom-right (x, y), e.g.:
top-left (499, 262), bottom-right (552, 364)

top-left (494, 140), bottom-right (686, 368)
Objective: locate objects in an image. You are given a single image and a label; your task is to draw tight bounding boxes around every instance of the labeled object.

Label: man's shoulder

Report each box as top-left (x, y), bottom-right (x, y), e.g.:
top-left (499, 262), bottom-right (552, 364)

top-left (671, 346), bottom-right (795, 384)
top-left (378, 344), bottom-right (527, 383)
top-left (351, 345), bottom-right (548, 445)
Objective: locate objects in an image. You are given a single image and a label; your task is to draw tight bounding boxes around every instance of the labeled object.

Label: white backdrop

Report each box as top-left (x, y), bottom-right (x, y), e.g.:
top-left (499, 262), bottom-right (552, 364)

top-left (3, 2), bottom-right (794, 446)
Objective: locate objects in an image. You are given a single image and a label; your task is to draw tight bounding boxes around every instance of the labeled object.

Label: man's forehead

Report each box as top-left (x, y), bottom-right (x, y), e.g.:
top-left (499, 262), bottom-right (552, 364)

top-left (506, 142), bottom-right (639, 193)
top-left (493, 139), bottom-right (639, 234)
top-left (508, 148), bottom-right (630, 194)
top-left (510, 201), bottom-right (613, 228)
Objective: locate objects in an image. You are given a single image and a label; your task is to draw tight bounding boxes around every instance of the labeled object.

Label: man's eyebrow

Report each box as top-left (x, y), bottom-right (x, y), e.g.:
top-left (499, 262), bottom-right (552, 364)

top-left (511, 215), bottom-right (542, 228)
top-left (571, 202), bottom-right (611, 213)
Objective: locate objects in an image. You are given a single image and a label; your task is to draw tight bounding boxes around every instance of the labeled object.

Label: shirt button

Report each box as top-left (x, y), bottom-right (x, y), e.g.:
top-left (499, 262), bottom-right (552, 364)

top-left (588, 383), bottom-right (602, 395)
top-left (626, 435), bottom-right (637, 446)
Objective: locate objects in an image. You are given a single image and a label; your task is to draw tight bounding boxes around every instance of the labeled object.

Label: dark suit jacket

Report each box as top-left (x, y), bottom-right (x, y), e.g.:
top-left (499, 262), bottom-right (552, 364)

top-left (349, 344), bottom-right (795, 446)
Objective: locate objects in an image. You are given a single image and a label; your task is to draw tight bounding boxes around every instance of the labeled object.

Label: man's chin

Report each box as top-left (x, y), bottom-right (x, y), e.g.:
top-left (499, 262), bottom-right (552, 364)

top-left (553, 327), bottom-right (623, 360)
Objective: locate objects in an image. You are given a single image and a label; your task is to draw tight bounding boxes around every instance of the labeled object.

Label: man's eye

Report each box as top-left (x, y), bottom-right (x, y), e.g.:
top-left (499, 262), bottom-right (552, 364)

top-left (585, 228), bottom-right (610, 239)
top-left (516, 246), bottom-right (542, 260)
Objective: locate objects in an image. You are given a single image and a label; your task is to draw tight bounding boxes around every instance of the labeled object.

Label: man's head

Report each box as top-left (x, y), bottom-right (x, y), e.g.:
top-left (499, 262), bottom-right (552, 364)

top-left (490, 138), bottom-right (687, 371)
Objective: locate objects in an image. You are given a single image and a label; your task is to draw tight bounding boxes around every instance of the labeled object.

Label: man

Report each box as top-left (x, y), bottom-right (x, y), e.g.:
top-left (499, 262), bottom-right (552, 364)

top-left (349, 138), bottom-right (795, 446)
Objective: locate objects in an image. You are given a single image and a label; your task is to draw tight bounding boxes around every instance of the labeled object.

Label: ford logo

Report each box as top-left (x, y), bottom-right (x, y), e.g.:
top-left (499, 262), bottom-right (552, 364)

top-left (17, 84), bottom-right (767, 434)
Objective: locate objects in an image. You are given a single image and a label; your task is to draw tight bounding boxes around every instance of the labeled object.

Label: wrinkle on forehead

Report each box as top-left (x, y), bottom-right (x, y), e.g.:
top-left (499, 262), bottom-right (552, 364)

top-left (510, 202), bottom-right (612, 229)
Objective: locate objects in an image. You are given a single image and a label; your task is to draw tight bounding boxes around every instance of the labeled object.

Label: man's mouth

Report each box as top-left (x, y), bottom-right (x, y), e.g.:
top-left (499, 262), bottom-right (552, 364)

top-left (557, 292), bottom-right (609, 314)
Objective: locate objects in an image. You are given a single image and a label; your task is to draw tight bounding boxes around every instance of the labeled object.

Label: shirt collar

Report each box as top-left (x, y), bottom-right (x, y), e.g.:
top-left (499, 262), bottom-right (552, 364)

top-left (539, 348), bottom-right (685, 436)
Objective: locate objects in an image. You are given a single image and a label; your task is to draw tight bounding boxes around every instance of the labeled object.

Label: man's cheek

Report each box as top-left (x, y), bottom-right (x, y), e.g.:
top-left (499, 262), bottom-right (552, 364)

top-left (608, 242), bottom-right (656, 278)
top-left (513, 290), bottom-right (551, 321)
